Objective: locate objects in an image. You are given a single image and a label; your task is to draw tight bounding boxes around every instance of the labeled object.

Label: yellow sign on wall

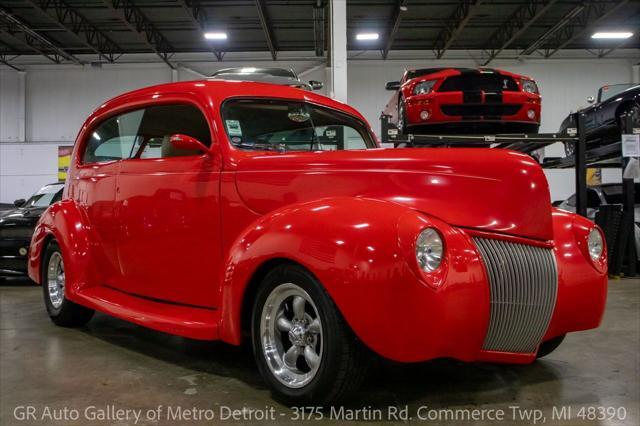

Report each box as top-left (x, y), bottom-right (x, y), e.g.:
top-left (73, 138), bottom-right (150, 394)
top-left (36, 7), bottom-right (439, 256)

top-left (58, 146), bottom-right (73, 182)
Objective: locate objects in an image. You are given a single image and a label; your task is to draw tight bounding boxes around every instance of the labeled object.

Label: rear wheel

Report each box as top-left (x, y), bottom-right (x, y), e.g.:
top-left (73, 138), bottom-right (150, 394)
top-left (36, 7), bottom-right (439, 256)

top-left (618, 103), bottom-right (640, 131)
top-left (42, 240), bottom-right (94, 327)
top-left (252, 264), bottom-right (367, 405)
top-left (536, 334), bottom-right (565, 358)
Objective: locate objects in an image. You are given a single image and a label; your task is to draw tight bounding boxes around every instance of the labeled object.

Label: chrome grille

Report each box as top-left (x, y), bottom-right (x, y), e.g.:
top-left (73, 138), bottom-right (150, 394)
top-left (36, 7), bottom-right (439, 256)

top-left (473, 237), bottom-right (558, 354)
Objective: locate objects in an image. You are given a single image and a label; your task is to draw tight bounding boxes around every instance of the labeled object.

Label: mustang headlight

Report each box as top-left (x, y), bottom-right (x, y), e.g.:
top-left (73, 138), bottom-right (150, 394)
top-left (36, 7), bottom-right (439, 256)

top-left (521, 79), bottom-right (539, 94)
top-left (588, 228), bottom-right (604, 260)
top-left (413, 80), bottom-right (436, 96)
top-left (416, 228), bottom-right (444, 272)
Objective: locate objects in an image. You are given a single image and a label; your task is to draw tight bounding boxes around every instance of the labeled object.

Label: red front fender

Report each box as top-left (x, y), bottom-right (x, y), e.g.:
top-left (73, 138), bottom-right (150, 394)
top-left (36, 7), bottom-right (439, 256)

top-left (218, 197), bottom-right (490, 363)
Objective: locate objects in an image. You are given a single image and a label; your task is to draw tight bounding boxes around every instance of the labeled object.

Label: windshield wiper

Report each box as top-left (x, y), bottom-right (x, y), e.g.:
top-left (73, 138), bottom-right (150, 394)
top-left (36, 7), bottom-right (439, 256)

top-left (233, 142), bottom-right (287, 152)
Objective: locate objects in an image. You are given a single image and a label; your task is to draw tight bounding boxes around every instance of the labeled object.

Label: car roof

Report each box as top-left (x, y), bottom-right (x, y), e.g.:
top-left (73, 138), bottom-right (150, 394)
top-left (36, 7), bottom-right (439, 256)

top-left (88, 80), bottom-right (369, 129)
top-left (211, 67), bottom-right (297, 78)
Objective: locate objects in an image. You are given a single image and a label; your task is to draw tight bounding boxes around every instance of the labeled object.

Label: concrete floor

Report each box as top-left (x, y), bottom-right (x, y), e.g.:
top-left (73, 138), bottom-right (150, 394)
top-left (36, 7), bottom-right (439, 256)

top-left (0, 278), bottom-right (638, 426)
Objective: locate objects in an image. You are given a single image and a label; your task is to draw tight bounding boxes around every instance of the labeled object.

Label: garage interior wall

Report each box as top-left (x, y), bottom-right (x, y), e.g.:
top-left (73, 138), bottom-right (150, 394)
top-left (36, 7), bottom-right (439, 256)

top-left (0, 56), bottom-right (637, 204)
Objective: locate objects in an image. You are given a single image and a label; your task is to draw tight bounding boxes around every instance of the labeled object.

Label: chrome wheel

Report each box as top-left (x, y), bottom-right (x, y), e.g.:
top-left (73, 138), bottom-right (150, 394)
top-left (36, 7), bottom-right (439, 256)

top-left (398, 101), bottom-right (405, 133)
top-left (260, 283), bottom-right (323, 389)
top-left (47, 252), bottom-right (64, 309)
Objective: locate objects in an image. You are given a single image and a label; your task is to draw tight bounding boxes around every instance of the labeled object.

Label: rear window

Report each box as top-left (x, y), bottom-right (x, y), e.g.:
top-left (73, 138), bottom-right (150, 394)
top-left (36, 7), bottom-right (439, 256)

top-left (439, 74), bottom-right (519, 92)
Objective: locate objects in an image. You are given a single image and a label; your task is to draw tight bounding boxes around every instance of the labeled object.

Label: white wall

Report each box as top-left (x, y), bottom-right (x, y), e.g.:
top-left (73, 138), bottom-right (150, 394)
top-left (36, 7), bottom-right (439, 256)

top-left (0, 57), bottom-right (636, 203)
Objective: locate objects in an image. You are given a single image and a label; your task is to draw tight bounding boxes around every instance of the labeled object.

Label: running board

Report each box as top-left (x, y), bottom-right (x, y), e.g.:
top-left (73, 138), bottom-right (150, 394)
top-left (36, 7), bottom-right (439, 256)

top-left (73, 286), bottom-right (220, 340)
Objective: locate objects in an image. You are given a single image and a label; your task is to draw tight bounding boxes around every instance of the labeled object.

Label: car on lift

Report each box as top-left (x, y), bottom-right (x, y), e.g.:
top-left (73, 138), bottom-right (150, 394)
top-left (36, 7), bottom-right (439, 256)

top-left (560, 83), bottom-right (640, 156)
top-left (29, 80), bottom-right (606, 404)
top-left (383, 67), bottom-right (541, 134)
top-left (0, 182), bottom-right (64, 276)
top-left (210, 67), bottom-right (323, 91)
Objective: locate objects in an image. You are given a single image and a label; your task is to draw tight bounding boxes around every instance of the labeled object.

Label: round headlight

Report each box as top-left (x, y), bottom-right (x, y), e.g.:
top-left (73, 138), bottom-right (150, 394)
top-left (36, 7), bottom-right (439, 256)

top-left (588, 228), bottom-right (604, 260)
top-left (416, 228), bottom-right (444, 272)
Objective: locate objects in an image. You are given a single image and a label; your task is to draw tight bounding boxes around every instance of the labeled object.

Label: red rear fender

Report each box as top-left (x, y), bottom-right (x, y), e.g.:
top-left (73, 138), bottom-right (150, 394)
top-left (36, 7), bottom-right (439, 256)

top-left (28, 200), bottom-right (93, 298)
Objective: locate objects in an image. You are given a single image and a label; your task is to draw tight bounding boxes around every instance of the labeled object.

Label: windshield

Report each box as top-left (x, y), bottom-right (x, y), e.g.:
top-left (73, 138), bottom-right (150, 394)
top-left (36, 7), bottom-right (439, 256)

top-left (221, 99), bottom-right (376, 151)
top-left (598, 84), bottom-right (637, 102)
top-left (24, 185), bottom-right (63, 208)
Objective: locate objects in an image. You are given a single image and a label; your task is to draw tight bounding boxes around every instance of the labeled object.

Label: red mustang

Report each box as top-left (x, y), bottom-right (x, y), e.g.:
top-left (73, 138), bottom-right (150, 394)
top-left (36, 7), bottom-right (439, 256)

top-left (384, 68), bottom-right (541, 134)
top-left (29, 81), bottom-right (605, 404)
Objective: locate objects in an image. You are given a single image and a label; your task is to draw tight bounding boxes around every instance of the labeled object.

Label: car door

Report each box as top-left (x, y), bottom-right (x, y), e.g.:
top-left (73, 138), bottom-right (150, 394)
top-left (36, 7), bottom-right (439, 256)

top-left (115, 101), bottom-right (222, 309)
top-left (70, 111), bottom-right (146, 286)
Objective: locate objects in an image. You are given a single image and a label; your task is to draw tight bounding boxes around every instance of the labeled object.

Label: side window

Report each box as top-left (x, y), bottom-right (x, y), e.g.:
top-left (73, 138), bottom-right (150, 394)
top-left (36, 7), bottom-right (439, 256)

top-left (133, 104), bottom-right (211, 159)
top-left (83, 109), bottom-right (144, 163)
top-left (83, 104), bottom-right (211, 164)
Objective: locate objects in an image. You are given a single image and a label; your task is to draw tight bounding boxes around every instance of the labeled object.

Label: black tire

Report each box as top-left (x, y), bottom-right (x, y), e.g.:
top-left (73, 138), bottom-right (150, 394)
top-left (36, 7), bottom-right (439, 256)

top-left (397, 98), bottom-right (408, 135)
top-left (251, 264), bottom-right (368, 405)
top-left (536, 334), bottom-right (565, 359)
top-left (618, 103), bottom-right (640, 131)
top-left (42, 240), bottom-right (94, 327)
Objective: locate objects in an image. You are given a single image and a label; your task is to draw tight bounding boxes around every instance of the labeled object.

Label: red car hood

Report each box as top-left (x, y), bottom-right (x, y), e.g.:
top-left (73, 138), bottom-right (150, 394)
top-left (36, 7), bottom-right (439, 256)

top-left (234, 148), bottom-right (553, 241)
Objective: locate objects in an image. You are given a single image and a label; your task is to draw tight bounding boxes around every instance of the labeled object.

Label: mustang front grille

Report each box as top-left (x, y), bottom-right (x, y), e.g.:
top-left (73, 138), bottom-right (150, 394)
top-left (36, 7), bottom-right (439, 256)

top-left (473, 237), bottom-right (558, 354)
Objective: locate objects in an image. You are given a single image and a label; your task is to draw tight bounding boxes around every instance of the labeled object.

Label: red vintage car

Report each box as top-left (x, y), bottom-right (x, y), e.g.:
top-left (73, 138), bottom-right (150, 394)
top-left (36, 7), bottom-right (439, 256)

top-left (28, 80), bottom-right (605, 404)
top-left (384, 67), bottom-right (541, 134)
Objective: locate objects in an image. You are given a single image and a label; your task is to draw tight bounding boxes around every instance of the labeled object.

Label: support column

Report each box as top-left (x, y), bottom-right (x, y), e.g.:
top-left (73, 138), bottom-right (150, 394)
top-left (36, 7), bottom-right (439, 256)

top-left (632, 64), bottom-right (639, 84)
top-left (17, 71), bottom-right (26, 142)
top-left (171, 68), bottom-right (179, 82)
top-left (329, 0), bottom-right (347, 103)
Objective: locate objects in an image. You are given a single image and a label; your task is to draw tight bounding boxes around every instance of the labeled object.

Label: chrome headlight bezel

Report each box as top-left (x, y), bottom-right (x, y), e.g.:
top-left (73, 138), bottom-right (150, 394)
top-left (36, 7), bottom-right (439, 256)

top-left (521, 79), bottom-right (539, 94)
top-left (587, 227), bottom-right (604, 261)
top-left (413, 80), bottom-right (436, 96)
top-left (415, 227), bottom-right (444, 272)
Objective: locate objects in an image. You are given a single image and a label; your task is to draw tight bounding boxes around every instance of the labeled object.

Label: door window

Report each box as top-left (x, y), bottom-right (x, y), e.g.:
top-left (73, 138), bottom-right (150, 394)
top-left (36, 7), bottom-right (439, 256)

top-left (83, 104), bottom-right (211, 164)
top-left (221, 99), bottom-right (374, 151)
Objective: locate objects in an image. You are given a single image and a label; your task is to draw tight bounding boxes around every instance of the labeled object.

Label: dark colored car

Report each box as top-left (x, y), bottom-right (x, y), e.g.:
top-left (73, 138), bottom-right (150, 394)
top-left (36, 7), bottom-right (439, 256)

top-left (383, 67), bottom-right (541, 134)
top-left (0, 183), bottom-right (64, 276)
top-left (210, 67), bottom-right (323, 91)
top-left (560, 84), bottom-right (640, 156)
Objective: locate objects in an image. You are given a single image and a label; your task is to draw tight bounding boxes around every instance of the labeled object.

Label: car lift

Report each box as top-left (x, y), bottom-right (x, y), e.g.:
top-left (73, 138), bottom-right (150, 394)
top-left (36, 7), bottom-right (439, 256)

top-left (380, 112), bottom-right (639, 277)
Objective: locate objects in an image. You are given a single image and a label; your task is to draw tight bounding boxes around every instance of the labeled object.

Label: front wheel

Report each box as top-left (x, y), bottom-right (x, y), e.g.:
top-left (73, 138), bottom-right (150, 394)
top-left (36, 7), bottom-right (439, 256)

top-left (536, 334), bottom-right (565, 359)
top-left (42, 240), bottom-right (94, 327)
top-left (397, 99), bottom-right (408, 134)
top-left (252, 264), bottom-right (367, 405)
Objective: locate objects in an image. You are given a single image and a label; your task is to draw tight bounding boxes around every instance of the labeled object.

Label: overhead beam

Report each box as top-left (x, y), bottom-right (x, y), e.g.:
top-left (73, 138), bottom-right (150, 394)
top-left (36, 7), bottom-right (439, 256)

top-left (382, 0), bottom-right (408, 60)
top-left (518, 4), bottom-right (585, 57)
top-left (0, 28), bottom-right (59, 63)
top-left (482, 0), bottom-right (558, 65)
top-left (0, 39), bottom-right (23, 71)
top-left (0, 8), bottom-right (81, 64)
top-left (312, 0), bottom-right (325, 57)
top-left (100, 0), bottom-right (175, 68)
top-left (433, 0), bottom-right (484, 59)
top-left (598, 36), bottom-right (636, 58)
top-left (544, 0), bottom-right (630, 58)
top-left (176, 0), bottom-right (223, 61)
top-left (23, 0), bottom-right (121, 63)
top-left (254, 0), bottom-right (276, 60)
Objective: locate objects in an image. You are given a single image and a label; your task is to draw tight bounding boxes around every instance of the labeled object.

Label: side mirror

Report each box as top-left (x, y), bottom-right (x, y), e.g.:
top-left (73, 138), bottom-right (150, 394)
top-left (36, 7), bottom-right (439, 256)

top-left (587, 96), bottom-right (595, 104)
top-left (13, 199), bottom-right (26, 207)
top-left (308, 80), bottom-right (323, 90)
top-left (385, 81), bottom-right (401, 91)
top-left (169, 134), bottom-right (208, 152)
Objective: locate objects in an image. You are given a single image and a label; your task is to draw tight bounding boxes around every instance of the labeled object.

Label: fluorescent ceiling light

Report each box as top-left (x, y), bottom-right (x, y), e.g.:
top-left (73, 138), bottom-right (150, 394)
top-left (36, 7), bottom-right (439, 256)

top-left (204, 32), bottom-right (227, 40)
top-left (356, 33), bottom-right (379, 41)
top-left (591, 32), bottom-right (633, 39)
